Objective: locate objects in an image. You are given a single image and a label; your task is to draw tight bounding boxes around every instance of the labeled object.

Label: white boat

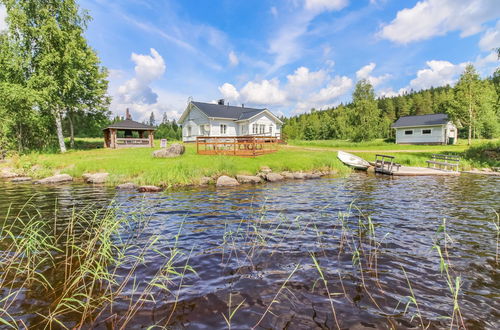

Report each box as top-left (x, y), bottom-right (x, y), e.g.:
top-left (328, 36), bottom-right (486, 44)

top-left (337, 151), bottom-right (371, 170)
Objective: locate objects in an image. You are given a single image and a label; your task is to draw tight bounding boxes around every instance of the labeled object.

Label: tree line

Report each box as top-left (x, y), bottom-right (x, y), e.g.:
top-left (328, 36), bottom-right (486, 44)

top-left (283, 62), bottom-right (500, 144)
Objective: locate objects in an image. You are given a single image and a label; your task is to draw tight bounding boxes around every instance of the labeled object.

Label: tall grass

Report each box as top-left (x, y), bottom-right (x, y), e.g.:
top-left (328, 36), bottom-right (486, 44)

top-left (0, 198), bottom-right (485, 328)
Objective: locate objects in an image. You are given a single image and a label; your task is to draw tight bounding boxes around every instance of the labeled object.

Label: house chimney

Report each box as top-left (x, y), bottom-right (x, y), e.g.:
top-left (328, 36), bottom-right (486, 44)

top-left (125, 108), bottom-right (132, 120)
top-left (217, 99), bottom-right (225, 105)
top-left (241, 104), bottom-right (244, 108)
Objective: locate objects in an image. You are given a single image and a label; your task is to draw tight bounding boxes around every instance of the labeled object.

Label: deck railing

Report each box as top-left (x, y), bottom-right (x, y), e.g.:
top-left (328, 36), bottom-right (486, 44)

top-left (196, 136), bottom-right (278, 157)
top-left (116, 138), bottom-right (150, 147)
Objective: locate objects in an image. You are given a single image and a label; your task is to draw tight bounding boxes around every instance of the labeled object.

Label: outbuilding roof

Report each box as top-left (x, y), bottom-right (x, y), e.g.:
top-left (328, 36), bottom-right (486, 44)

top-left (104, 119), bottom-right (156, 130)
top-left (191, 101), bottom-right (268, 120)
top-left (392, 114), bottom-right (451, 128)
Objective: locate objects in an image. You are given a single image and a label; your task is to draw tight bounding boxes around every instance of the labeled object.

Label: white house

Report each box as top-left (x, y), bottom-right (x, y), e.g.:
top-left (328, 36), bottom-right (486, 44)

top-left (178, 100), bottom-right (283, 142)
top-left (392, 113), bottom-right (458, 145)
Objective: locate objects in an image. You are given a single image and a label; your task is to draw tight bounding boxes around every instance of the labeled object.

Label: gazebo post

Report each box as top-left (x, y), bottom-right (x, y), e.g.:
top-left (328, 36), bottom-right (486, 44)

top-left (111, 129), bottom-right (117, 149)
top-left (149, 130), bottom-right (154, 147)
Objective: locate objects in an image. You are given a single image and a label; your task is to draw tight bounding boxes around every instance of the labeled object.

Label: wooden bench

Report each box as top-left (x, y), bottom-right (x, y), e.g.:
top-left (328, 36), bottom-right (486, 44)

top-left (375, 154), bottom-right (401, 174)
top-left (426, 154), bottom-right (460, 172)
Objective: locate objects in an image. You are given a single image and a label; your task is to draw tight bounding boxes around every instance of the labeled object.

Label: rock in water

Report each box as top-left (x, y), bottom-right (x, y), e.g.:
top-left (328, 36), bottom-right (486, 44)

top-left (82, 173), bottom-right (109, 184)
top-left (116, 182), bottom-right (138, 190)
top-left (34, 174), bottom-right (73, 184)
top-left (138, 185), bottom-right (163, 192)
top-left (0, 168), bottom-right (18, 178)
top-left (216, 176), bottom-right (240, 187)
top-left (265, 173), bottom-right (284, 182)
top-left (153, 144), bottom-right (185, 158)
top-left (236, 175), bottom-right (263, 184)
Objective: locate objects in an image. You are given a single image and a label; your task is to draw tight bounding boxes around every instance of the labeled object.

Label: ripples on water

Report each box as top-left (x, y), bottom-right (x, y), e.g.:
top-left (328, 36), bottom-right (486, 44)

top-left (0, 173), bottom-right (499, 329)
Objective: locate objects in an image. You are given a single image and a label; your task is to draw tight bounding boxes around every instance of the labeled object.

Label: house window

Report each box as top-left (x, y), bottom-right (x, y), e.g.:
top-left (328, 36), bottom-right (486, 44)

top-left (269, 125), bottom-right (273, 134)
top-left (259, 124), bottom-right (265, 134)
top-left (252, 124), bottom-right (258, 134)
top-left (404, 130), bottom-right (413, 135)
top-left (220, 124), bottom-right (227, 134)
top-left (422, 129), bottom-right (432, 134)
top-left (187, 126), bottom-right (192, 136)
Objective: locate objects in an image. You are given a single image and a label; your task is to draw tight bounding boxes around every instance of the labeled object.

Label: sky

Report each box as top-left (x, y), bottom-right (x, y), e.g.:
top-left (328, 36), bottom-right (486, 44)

top-left (1, 0), bottom-right (500, 122)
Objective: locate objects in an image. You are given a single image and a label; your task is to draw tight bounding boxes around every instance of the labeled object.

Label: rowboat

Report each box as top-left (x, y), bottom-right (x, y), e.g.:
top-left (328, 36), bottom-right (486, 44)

top-left (337, 151), bottom-right (371, 170)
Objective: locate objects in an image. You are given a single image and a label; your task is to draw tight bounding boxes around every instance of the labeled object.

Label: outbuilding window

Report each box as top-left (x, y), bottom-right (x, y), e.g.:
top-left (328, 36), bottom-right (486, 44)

top-left (422, 129), bottom-right (432, 134)
top-left (220, 124), bottom-right (227, 134)
top-left (404, 130), bottom-right (413, 135)
top-left (259, 124), bottom-right (265, 134)
top-left (252, 124), bottom-right (258, 134)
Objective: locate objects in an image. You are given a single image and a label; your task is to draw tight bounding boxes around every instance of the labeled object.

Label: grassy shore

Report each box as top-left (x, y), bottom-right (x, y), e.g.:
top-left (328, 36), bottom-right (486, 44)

top-left (2, 138), bottom-right (498, 187)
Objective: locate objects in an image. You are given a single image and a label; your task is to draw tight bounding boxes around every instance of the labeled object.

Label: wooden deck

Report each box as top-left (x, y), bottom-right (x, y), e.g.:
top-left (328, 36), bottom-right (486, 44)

top-left (376, 165), bottom-right (461, 176)
top-left (196, 136), bottom-right (278, 157)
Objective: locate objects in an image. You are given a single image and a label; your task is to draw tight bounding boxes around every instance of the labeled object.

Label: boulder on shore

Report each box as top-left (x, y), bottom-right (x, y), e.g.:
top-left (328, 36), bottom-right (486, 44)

top-left (1, 168), bottom-right (19, 178)
top-left (216, 175), bottom-right (240, 187)
top-left (34, 174), bottom-right (73, 184)
top-left (138, 185), bottom-right (163, 192)
top-left (199, 176), bottom-right (213, 186)
top-left (260, 166), bottom-right (272, 174)
top-left (153, 144), bottom-right (185, 158)
top-left (116, 182), bottom-right (138, 190)
top-left (281, 171), bottom-right (295, 180)
top-left (236, 175), bottom-right (263, 184)
top-left (83, 172), bottom-right (109, 184)
top-left (265, 173), bottom-right (284, 182)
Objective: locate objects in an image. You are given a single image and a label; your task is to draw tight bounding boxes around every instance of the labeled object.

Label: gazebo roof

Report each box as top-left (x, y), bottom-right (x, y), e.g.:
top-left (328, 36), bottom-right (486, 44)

top-left (104, 119), bottom-right (156, 131)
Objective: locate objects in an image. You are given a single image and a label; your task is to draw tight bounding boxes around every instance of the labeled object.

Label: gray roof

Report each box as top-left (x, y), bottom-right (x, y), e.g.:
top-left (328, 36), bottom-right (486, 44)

top-left (104, 119), bottom-right (156, 130)
top-left (192, 101), bottom-right (267, 120)
top-left (392, 114), bottom-right (450, 128)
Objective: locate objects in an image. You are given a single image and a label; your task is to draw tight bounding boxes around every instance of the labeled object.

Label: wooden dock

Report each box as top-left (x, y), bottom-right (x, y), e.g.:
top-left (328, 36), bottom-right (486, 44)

top-left (373, 153), bottom-right (460, 176)
top-left (375, 165), bottom-right (460, 176)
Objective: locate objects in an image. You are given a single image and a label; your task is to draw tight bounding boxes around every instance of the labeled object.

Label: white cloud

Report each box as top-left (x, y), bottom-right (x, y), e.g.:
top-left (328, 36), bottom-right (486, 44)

top-left (117, 48), bottom-right (165, 105)
top-left (356, 62), bottom-right (376, 79)
top-left (304, 0), bottom-right (348, 13)
top-left (218, 83), bottom-right (240, 102)
top-left (409, 60), bottom-right (466, 90)
top-left (378, 0), bottom-right (500, 44)
top-left (355, 62), bottom-right (391, 87)
top-left (310, 75), bottom-right (353, 103)
top-left (479, 20), bottom-right (500, 51)
top-left (240, 79), bottom-right (287, 105)
top-left (0, 4), bottom-right (7, 32)
top-left (228, 51), bottom-right (239, 66)
top-left (286, 66), bottom-right (328, 96)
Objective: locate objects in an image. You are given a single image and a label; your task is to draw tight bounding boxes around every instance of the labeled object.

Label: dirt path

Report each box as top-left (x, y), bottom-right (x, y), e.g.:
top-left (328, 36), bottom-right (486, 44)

top-left (282, 145), bottom-right (436, 153)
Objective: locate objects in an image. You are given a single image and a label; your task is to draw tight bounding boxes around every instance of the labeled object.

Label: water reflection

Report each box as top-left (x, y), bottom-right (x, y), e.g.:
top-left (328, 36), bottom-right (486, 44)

top-left (0, 173), bottom-right (498, 329)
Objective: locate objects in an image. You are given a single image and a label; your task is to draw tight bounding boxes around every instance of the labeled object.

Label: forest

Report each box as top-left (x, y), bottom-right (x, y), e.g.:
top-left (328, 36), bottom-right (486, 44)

top-left (283, 62), bottom-right (500, 143)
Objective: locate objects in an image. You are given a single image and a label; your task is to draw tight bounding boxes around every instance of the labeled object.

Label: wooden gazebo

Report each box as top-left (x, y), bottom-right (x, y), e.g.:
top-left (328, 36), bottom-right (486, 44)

top-left (103, 110), bottom-right (155, 148)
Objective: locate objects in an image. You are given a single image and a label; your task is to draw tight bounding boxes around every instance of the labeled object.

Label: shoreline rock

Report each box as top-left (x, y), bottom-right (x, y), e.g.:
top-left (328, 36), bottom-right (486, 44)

top-left (216, 175), bottom-right (240, 187)
top-left (138, 185), bottom-right (163, 192)
top-left (34, 174), bottom-right (73, 184)
top-left (116, 182), bottom-right (138, 190)
top-left (236, 175), bottom-right (263, 184)
top-left (1, 168), bottom-right (19, 178)
top-left (83, 172), bottom-right (109, 184)
top-left (265, 173), bottom-right (284, 182)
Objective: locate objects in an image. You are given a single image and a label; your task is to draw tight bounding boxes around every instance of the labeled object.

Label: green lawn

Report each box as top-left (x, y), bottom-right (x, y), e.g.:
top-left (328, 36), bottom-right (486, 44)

top-left (4, 138), bottom-right (497, 187)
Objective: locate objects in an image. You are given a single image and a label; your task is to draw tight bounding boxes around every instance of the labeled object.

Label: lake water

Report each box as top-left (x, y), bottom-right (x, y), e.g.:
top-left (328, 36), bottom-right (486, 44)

top-left (0, 173), bottom-right (499, 329)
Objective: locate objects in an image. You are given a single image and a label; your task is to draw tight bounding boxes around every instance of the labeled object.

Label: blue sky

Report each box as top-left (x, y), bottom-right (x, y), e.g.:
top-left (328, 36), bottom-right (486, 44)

top-left (2, 0), bottom-right (500, 121)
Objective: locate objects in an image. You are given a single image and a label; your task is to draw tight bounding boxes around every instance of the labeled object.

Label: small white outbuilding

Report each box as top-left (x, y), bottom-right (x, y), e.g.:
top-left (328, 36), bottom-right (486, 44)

top-left (392, 114), bottom-right (458, 145)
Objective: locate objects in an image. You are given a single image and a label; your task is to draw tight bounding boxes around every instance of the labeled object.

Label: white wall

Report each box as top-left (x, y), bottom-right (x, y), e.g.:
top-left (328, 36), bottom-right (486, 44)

top-left (247, 112), bottom-right (281, 136)
top-left (181, 106), bottom-right (209, 142)
top-left (209, 119), bottom-right (238, 137)
top-left (395, 125), bottom-right (445, 144)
